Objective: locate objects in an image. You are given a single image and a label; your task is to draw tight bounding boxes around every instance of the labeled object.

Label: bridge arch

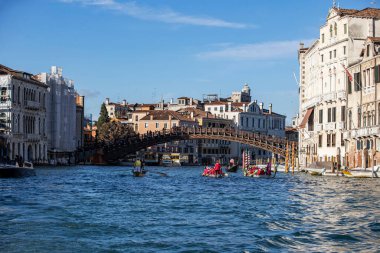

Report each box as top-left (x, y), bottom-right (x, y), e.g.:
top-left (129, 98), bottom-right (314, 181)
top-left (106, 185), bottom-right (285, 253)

top-left (96, 127), bottom-right (297, 163)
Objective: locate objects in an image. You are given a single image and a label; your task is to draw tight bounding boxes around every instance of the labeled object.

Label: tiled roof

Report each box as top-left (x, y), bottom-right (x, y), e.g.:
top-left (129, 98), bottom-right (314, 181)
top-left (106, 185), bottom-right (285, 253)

top-left (0, 64), bottom-right (48, 88)
top-left (140, 110), bottom-right (195, 122)
top-left (177, 107), bottom-right (216, 118)
top-left (334, 7), bottom-right (380, 18)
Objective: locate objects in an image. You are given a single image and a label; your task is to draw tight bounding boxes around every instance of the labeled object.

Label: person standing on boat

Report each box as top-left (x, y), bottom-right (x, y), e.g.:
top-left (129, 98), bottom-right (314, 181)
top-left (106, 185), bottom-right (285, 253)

top-left (214, 159), bottom-right (222, 175)
top-left (134, 159), bottom-right (142, 173)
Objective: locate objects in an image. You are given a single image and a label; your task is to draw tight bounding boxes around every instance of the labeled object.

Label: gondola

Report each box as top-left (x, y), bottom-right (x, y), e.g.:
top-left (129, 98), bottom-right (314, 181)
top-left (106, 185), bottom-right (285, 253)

top-left (202, 166), bottom-right (228, 178)
top-left (243, 164), bottom-right (277, 178)
top-left (132, 169), bottom-right (147, 177)
top-left (226, 164), bottom-right (238, 173)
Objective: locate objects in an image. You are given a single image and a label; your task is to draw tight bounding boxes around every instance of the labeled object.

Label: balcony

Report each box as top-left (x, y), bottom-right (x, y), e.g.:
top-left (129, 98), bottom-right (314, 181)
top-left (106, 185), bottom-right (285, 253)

top-left (25, 101), bottom-right (40, 110)
top-left (324, 122), bottom-right (336, 131)
top-left (315, 124), bottom-right (323, 131)
top-left (336, 90), bottom-right (346, 100)
top-left (337, 122), bottom-right (345, 130)
top-left (350, 126), bottom-right (380, 139)
top-left (301, 95), bottom-right (322, 110)
top-left (323, 92), bottom-right (336, 103)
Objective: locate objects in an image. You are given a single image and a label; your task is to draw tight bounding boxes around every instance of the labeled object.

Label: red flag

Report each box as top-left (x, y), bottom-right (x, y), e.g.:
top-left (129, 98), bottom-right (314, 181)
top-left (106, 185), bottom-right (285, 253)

top-left (341, 63), bottom-right (353, 82)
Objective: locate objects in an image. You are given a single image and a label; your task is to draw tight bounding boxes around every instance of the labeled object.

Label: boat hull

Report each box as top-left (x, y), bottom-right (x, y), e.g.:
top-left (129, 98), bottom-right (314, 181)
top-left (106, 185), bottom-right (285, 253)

top-left (0, 166), bottom-right (36, 178)
top-left (132, 170), bottom-right (147, 177)
top-left (202, 173), bottom-right (227, 178)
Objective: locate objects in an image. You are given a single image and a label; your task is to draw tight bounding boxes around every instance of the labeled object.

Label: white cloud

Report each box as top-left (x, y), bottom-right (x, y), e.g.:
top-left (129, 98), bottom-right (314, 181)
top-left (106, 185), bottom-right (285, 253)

top-left (197, 39), bottom-right (316, 60)
top-left (60, 0), bottom-right (251, 29)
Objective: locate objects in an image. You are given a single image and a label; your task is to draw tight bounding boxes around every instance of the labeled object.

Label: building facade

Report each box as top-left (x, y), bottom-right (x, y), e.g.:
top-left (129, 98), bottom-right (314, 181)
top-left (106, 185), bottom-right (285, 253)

top-left (0, 64), bottom-right (48, 162)
top-left (298, 7), bottom-right (380, 167)
top-left (345, 37), bottom-right (380, 168)
top-left (38, 66), bottom-right (79, 164)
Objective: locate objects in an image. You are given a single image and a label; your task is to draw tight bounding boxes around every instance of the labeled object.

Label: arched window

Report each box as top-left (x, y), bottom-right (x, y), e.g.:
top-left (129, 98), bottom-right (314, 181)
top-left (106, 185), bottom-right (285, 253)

top-left (330, 24), bottom-right (333, 37)
top-left (334, 22), bottom-right (337, 36)
top-left (17, 86), bottom-right (20, 104)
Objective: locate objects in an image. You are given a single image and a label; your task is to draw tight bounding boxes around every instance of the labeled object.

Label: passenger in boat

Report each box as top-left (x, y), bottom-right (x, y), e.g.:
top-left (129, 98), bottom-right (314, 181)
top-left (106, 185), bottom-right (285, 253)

top-left (214, 160), bottom-right (222, 175)
top-left (134, 159), bottom-right (142, 173)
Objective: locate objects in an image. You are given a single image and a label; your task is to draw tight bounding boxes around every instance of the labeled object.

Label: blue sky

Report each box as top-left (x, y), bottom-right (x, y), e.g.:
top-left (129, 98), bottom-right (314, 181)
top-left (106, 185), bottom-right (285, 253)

top-left (0, 0), bottom-right (377, 122)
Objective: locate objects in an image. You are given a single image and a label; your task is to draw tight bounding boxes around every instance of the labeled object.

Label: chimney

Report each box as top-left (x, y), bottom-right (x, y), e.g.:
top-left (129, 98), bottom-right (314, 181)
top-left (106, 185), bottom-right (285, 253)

top-left (122, 99), bottom-right (127, 106)
top-left (269, 103), bottom-right (272, 114)
top-left (170, 98), bottom-right (173, 104)
top-left (105, 98), bottom-right (110, 105)
top-left (150, 114), bottom-right (153, 120)
top-left (299, 42), bottom-right (304, 49)
top-left (190, 97), bottom-right (193, 105)
top-left (259, 102), bottom-right (264, 111)
top-left (228, 102), bottom-right (232, 112)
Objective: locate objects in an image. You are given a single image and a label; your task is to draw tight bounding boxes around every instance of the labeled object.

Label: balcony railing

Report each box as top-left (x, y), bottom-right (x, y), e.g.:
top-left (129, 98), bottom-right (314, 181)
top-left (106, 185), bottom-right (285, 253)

top-left (315, 124), bottom-right (323, 131)
top-left (350, 126), bottom-right (380, 138)
top-left (323, 92), bottom-right (336, 103)
top-left (337, 121), bottom-right (345, 130)
top-left (324, 122), bottom-right (336, 131)
top-left (25, 101), bottom-right (40, 110)
top-left (336, 90), bottom-right (346, 100)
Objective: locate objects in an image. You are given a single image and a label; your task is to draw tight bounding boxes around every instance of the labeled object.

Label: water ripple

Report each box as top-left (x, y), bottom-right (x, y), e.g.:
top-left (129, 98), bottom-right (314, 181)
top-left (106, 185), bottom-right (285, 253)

top-left (1, 166), bottom-right (380, 252)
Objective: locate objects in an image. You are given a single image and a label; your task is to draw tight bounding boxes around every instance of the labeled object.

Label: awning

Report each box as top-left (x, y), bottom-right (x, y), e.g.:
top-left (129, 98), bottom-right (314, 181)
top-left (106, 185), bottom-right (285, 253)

top-left (299, 107), bottom-right (314, 129)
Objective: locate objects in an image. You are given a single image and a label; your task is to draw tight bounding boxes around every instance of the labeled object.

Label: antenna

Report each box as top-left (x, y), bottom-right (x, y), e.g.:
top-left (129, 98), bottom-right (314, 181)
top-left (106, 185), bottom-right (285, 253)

top-left (293, 72), bottom-right (300, 86)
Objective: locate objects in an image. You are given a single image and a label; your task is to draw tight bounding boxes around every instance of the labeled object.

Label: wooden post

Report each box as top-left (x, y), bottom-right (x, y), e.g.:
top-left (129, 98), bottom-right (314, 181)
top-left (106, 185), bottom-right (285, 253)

top-left (291, 142), bottom-right (295, 174)
top-left (285, 142), bottom-right (289, 173)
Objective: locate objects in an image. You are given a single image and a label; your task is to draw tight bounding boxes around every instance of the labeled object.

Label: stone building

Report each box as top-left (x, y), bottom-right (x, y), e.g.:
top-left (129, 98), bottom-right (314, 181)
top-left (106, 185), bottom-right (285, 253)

top-left (345, 37), bottom-right (380, 168)
top-left (298, 6), bottom-right (380, 167)
top-left (37, 66), bottom-right (80, 164)
top-left (0, 64), bottom-right (48, 162)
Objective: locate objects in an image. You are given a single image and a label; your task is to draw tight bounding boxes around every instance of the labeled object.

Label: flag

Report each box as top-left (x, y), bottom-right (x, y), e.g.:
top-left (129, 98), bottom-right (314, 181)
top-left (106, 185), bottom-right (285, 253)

top-left (341, 63), bottom-right (353, 82)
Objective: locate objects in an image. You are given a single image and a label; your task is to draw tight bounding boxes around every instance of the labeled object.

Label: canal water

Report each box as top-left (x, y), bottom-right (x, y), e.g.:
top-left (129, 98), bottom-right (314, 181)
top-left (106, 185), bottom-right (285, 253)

top-left (1, 166), bottom-right (379, 252)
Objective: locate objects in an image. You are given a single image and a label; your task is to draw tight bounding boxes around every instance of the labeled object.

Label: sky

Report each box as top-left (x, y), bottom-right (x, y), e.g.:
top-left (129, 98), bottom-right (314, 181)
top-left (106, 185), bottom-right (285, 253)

top-left (0, 0), bottom-right (378, 123)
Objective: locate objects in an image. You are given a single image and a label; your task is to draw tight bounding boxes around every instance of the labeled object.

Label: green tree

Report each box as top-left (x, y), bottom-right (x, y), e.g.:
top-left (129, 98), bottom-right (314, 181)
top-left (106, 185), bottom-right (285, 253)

top-left (97, 103), bottom-right (109, 128)
top-left (98, 121), bottom-right (136, 143)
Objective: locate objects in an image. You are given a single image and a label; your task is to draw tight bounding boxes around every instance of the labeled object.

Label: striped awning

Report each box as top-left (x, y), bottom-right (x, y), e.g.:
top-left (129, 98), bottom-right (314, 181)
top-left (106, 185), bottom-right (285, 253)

top-left (299, 107), bottom-right (314, 129)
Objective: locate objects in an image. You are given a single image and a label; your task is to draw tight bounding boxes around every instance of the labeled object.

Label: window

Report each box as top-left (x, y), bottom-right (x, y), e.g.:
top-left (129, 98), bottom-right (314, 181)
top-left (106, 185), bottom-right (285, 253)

top-left (367, 45), bottom-right (370, 57)
top-left (144, 123), bottom-right (148, 128)
top-left (330, 25), bottom-right (333, 37)
top-left (252, 118), bottom-right (255, 128)
top-left (321, 54), bottom-right (324, 62)
top-left (327, 134), bottom-right (331, 147)
top-left (334, 49), bottom-right (336, 58)
top-left (172, 123), bottom-right (177, 127)
top-left (341, 133), bottom-right (344, 146)
top-left (319, 109), bottom-right (323, 124)
top-left (344, 24), bottom-right (347, 34)
top-left (348, 75), bottom-right (352, 94)
top-left (220, 106), bottom-right (224, 112)
top-left (207, 107), bottom-right (211, 112)
top-left (246, 118), bottom-right (248, 127)
top-left (328, 108), bottom-right (332, 122)
top-left (332, 107), bottom-right (336, 122)
top-left (332, 134), bottom-right (336, 147)
top-left (155, 122), bottom-right (159, 128)
top-left (135, 115), bottom-right (138, 121)
top-left (354, 73), bottom-right (361, 91)
top-left (329, 51), bottom-right (332, 59)
top-left (241, 117), bottom-right (244, 126)
top-left (322, 33), bottom-right (325, 43)
top-left (341, 106), bottom-right (346, 122)
top-left (214, 107), bottom-right (217, 111)
top-left (343, 46), bottom-right (346, 55)
top-left (334, 23), bottom-right (337, 36)
top-left (375, 65), bottom-right (380, 83)
top-left (319, 135), bottom-right (323, 147)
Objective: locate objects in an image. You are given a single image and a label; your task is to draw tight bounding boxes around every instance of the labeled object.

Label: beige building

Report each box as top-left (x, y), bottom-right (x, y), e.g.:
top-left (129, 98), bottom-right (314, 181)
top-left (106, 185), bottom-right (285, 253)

top-left (298, 6), bottom-right (380, 167)
top-left (0, 64), bottom-right (48, 162)
top-left (345, 37), bottom-right (380, 168)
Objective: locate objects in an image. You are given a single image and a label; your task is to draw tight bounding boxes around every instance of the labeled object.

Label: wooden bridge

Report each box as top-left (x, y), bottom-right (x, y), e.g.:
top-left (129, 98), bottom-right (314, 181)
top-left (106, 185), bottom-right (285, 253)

top-left (80, 127), bottom-right (298, 164)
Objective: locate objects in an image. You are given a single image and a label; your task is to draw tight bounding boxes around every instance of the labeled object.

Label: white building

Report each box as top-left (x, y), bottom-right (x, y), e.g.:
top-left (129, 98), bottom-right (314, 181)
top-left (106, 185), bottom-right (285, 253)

top-left (204, 84), bottom-right (286, 161)
top-left (0, 64), bottom-right (48, 162)
top-left (298, 6), bottom-right (380, 167)
top-left (37, 66), bottom-right (78, 164)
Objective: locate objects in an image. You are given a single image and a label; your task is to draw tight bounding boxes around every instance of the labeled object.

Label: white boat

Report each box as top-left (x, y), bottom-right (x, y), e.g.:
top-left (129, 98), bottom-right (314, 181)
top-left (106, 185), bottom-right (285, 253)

top-left (342, 167), bottom-right (380, 178)
top-left (0, 162), bottom-right (35, 178)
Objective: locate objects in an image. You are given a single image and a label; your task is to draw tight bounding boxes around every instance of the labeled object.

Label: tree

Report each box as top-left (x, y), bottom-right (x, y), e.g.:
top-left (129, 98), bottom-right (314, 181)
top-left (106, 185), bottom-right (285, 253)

top-left (98, 121), bottom-right (136, 143)
top-left (97, 103), bottom-right (109, 128)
